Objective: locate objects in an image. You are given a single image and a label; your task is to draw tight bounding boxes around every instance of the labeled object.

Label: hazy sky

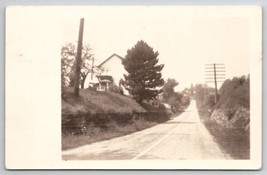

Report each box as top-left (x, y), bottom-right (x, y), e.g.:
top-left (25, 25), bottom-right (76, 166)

top-left (60, 6), bottom-right (257, 90)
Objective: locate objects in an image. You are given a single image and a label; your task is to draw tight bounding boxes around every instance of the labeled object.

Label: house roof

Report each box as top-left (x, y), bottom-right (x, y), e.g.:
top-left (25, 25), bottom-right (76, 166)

top-left (96, 75), bottom-right (113, 82)
top-left (98, 53), bottom-right (124, 68)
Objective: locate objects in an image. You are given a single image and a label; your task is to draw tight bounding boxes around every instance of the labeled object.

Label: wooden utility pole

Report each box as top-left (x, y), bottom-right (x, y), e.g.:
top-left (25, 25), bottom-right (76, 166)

top-left (74, 18), bottom-right (84, 97)
top-left (205, 63), bottom-right (225, 103)
top-left (213, 64), bottom-right (218, 103)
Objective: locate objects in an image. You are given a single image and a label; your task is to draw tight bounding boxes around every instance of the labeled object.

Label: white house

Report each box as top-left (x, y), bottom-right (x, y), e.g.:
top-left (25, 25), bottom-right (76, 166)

top-left (88, 53), bottom-right (126, 92)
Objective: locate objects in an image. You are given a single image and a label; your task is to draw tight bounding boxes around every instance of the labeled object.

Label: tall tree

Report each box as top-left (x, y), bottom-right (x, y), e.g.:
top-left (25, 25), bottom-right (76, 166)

top-left (122, 40), bottom-right (164, 103)
top-left (61, 43), bottom-right (94, 89)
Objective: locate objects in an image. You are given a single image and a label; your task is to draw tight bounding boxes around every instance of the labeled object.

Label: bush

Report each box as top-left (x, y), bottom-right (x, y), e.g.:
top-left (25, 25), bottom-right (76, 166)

top-left (216, 75), bottom-right (250, 109)
top-left (203, 120), bottom-right (250, 159)
top-left (180, 96), bottom-right (190, 108)
top-left (62, 112), bottom-right (170, 135)
top-left (109, 83), bottom-right (124, 95)
top-left (194, 76), bottom-right (250, 159)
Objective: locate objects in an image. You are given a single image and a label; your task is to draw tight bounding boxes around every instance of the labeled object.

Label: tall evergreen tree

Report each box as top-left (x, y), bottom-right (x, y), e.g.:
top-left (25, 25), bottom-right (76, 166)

top-left (122, 40), bottom-right (164, 103)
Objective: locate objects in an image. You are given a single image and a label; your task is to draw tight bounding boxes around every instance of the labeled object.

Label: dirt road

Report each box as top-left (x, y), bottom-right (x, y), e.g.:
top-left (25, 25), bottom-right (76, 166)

top-left (62, 100), bottom-right (230, 160)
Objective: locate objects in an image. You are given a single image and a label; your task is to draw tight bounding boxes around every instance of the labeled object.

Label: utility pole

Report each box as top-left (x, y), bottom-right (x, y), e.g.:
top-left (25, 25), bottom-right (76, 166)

top-left (213, 64), bottom-right (218, 103)
top-left (205, 63), bottom-right (225, 103)
top-left (74, 18), bottom-right (84, 97)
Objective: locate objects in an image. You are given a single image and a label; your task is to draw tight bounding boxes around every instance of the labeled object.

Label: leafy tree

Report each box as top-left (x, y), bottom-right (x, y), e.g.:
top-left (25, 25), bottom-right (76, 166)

top-left (162, 79), bottom-right (182, 112)
top-left (162, 78), bottom-right (179, 102)
top-left (195, 84), bottom-right (216, 110)
top-left (61, 43), bottom-right (94, 89)
top-left (180, 94), bottom-right (190, 107)
top-left (166, 93), bottom-right (183, 113)
top-left (122, 40), bottom-right (164, 103)
top-left (217, 75), bottom-right (250, 109)
top-left (61, 43), bottom-right (75, 97)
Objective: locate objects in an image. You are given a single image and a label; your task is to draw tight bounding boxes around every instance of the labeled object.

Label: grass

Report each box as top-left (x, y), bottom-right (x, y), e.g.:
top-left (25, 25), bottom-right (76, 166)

top-left (62, 87), bottom-right (170, 150)
top-left (196, 106), bottom-right (250, 159)
top-left (62, 87), bottom-right (146, 115)
top-left (62, 119), bottom-right (157, 150)
top-left (202, 118), bottom-right (250, 159)
top-left (195, 78), bottom-right (250, 159)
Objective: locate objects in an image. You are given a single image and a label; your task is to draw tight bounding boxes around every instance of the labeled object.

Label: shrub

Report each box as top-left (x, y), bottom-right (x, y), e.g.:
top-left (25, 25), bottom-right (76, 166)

top-left (194, 76), bottom-right (250, 159)
top-left (62, 111), bottom-right (170, 135)
top-left (180, 95), bottom-right (190, 108)
top-left (216, 75), bottom-right (250, 109)
top-left (109, 83), bottom-right (124, 95)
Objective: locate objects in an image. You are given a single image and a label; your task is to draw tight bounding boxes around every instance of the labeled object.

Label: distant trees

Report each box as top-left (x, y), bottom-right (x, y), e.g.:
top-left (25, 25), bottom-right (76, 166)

top-left (162, 78), bottom-right (189, 112)
top-left (195, 84), bottom-right (216, 110)
top-left (61, 43), bottom-right (94, 89)
top-left (122, 40), bottom-right (164, 103)
top-left (162, 79), bottom-right (178, 101)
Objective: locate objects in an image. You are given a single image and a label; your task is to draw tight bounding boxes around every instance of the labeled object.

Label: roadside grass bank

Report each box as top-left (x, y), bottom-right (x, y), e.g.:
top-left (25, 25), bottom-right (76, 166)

top-left (62, 119), bottom-right (158, 150)
top-left (196, 98), bottom-right (250, 159)
top-left (62, 88), bottom-right (173, 150)
top-left (195, 76), bottom-right (250, 159)
top-left (201, 117), bottom-right (250, 159)
top-left (62, 87), bottom-right (146, 114)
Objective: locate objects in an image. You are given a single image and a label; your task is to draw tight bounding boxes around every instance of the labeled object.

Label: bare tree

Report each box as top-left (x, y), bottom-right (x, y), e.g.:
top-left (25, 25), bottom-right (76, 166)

top-left (61, 43), bottom-right (94, 89)
top-left (61, 43), bottom-right (75, 97)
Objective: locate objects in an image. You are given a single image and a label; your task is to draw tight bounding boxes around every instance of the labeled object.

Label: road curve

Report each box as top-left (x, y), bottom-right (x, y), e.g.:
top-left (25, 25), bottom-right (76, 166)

top-left (62, 100), bottom-right (230, 160)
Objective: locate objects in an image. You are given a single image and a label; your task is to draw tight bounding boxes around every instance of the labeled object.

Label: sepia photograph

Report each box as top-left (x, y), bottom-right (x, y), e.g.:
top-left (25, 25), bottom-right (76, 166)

top-left (60, 6), bottom-right (258, 161)
top-left (5, 6), bottom-right (262, 169)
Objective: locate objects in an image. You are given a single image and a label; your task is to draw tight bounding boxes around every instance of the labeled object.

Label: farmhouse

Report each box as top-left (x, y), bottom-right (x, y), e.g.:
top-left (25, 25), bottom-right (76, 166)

top-left (88, 53), bottom-right (126, 92)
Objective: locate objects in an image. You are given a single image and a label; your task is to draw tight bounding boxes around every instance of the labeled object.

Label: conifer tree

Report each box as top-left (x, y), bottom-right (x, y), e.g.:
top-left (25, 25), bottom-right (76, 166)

top-left (122, 40), bottom-right (164, 103)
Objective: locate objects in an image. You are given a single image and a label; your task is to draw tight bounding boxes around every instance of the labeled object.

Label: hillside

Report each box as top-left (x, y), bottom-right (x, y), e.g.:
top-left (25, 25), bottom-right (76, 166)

top-left (212, 76), bottom-right (250, 130)
top-left (195, 76), bottom-right (250, 130)
top-left (62, 88), bottom-right (170, 150)
top-left (195, 75), bottom-right (250, 159)
top-left (62, 87), bottom-right (146, 115)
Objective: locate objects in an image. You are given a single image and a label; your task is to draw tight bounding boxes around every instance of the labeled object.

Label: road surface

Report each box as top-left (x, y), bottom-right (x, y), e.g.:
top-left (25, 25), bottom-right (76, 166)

top-left (62, 100), bottom-right (230, 160)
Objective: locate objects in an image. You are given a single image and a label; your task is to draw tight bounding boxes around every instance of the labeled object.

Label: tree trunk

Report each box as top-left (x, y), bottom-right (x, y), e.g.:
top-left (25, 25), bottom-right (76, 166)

top-left (81, 77), bottom-right (85, 89)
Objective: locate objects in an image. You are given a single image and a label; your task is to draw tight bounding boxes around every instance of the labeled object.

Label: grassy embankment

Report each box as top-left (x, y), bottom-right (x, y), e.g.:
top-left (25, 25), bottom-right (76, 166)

top-left (62, 88), bottom-right (171, 150)
top-left (195, 76), bottom-right (250, 159)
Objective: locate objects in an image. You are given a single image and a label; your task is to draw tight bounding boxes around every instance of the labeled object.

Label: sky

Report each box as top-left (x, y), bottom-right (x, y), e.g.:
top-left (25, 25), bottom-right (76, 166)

top-left (59, 6), bottom-right (258, 91)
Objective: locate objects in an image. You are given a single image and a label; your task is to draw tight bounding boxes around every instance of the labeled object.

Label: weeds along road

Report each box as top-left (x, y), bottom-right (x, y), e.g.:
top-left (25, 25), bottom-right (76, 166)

top-left (62, 100), bottom-right (230, 160)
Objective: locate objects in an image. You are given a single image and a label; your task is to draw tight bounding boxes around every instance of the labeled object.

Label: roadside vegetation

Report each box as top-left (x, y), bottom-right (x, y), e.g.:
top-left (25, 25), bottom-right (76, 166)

top-left (62, 88), bottom-right (171, 150)
top-left (62, 87), bottom-right (145, 115)
top-left (162, 78), bottom-right (191, 113)
top-left (195, 75), bottom-right (250, 159)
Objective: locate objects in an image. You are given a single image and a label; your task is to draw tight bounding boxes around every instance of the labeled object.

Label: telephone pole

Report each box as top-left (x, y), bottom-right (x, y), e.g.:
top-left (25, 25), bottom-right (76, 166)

top-left (74, 18), bottom-right (84, 97)
top-left (205, 63), bottom-right (225, 103)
